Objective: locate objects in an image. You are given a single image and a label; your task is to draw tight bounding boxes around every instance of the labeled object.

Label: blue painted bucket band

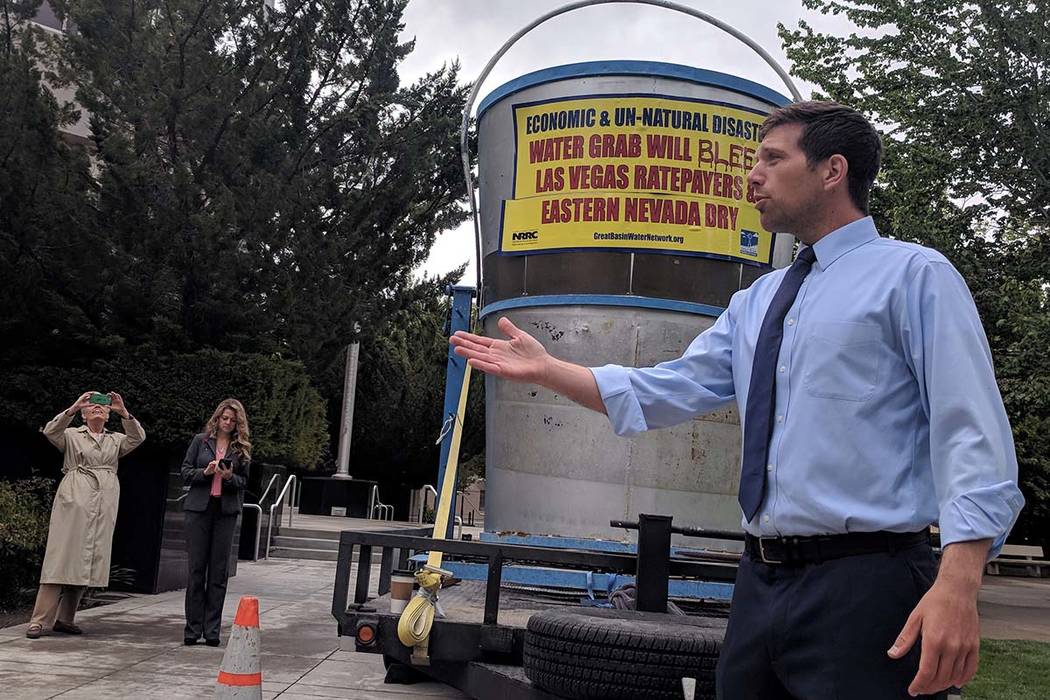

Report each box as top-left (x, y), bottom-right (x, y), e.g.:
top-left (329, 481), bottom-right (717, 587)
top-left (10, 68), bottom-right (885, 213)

top-left (479, 293), bottom-right (725, 319)
top-left (478, 60), bottom-right (791, 119)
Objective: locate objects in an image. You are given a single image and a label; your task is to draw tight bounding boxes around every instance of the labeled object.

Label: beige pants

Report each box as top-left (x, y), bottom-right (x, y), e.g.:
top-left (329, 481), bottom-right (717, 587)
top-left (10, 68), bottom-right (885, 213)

top-left (29, 584), bottom-right (86, 629)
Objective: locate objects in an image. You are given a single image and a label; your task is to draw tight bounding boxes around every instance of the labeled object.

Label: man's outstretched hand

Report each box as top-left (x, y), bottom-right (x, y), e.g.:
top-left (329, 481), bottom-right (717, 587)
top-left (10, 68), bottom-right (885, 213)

top-left (450, 316), bottom-right (550, 384)
top-left (450, 316), bottom-right (606, 413)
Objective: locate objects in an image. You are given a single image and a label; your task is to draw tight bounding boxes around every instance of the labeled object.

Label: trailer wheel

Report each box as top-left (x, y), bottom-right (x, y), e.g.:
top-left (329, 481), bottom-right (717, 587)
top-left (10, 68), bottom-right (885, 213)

top-left (524, 607), bottom-right (724, 699)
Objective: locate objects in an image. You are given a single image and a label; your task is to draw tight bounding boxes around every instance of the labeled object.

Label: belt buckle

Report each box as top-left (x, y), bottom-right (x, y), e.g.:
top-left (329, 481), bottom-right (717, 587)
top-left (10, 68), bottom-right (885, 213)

top-left (758, 537), bottom-right (784, 565)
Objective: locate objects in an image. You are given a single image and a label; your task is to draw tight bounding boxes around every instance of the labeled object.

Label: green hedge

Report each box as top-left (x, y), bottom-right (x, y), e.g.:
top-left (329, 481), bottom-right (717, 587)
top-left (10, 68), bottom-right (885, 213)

top-left (0, 477), bottom-right (53, 610)
top-left (8, 349), bottom-right (328, 468)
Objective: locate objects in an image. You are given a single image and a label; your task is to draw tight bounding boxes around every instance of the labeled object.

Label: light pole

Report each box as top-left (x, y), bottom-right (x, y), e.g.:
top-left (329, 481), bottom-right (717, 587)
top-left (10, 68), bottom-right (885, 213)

top-left (333, 332), bottom-right (361, 480)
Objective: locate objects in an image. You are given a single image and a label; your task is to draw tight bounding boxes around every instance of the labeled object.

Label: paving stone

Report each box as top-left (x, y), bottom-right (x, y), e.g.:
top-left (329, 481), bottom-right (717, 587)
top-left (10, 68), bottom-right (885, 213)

top-left (0, 668), bottom-right (95, 700)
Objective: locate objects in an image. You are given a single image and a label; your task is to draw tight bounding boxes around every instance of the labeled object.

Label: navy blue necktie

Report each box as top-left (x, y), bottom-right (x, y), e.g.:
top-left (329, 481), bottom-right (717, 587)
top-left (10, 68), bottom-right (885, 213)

top-left (738, 246), bottom-right (817, 522)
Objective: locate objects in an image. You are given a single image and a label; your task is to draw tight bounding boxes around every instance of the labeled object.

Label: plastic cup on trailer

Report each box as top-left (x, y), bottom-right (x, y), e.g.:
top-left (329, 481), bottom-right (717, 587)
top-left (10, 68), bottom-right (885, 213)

top-left (390, 570), bottom-right (415, 614)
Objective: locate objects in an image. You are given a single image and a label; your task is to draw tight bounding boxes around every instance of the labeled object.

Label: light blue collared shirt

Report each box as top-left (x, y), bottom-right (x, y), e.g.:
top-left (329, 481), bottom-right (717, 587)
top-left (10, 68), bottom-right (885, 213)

top-left (591, 217), bottom-right (1024, 554)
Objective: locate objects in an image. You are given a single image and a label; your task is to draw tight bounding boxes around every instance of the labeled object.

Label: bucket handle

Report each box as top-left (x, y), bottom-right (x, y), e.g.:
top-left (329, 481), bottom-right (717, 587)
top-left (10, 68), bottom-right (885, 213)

top-left (459, 0), bottom-right (804, 298)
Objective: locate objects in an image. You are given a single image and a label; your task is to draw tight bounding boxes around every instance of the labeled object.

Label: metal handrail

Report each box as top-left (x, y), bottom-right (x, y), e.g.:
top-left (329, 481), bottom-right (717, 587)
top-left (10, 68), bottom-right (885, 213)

top-left (243, 473), bottom-right (282, 561)
top-left (456, 489), bottom-right (483, 515)
top-left (417, 484), bottom-right (438, 525)
top-left (265, 474), bottom-right (297, 559)
top-left (283, 476), bottom-right (297, 528)
top-left (257, 473), bottom-right (281, 505)
top-left (456, 488), bottom-right (484, 528)
top-left (369, 484), bottom-right (393, 521)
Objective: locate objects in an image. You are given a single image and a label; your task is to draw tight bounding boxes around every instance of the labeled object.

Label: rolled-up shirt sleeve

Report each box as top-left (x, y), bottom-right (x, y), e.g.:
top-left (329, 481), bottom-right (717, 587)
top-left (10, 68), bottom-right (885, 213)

top-left (590, 291), bottom-right (740, 437)
top-left (902, 259), bottom-right (1025, 558)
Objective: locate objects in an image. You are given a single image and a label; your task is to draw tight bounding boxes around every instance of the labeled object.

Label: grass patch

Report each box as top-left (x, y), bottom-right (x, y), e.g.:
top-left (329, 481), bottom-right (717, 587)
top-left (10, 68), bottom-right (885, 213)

top-left (964, 639), bottom-right (1050, 699)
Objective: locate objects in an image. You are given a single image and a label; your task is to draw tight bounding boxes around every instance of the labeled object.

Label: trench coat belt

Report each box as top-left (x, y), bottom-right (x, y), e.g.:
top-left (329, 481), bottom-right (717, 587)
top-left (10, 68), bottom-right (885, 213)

top-left (66, 465), bottom-right (115, 489)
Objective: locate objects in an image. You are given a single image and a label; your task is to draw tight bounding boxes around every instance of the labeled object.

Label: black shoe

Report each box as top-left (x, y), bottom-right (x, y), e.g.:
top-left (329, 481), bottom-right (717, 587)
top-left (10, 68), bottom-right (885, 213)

top-left (184, 638), bottom-right (199, 646)
top-left (204, 638), bottom-right (220, 647)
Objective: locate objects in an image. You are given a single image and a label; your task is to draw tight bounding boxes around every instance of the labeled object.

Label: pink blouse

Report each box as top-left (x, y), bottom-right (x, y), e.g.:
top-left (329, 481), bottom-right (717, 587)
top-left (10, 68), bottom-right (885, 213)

top-left (210, 444), bottom-right (227, 497)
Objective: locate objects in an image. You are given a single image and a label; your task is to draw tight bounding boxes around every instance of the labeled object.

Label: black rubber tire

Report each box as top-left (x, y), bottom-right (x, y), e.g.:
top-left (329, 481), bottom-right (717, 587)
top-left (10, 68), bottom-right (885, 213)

top-left (523, 607), bottom-right (725, 699)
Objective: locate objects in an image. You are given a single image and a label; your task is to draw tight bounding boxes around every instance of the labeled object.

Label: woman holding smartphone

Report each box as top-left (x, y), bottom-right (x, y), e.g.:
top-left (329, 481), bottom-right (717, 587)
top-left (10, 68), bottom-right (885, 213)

top-left (180, 398), bottom-right (251, 646)
top-left (26, 391), bottom-right (145, 639)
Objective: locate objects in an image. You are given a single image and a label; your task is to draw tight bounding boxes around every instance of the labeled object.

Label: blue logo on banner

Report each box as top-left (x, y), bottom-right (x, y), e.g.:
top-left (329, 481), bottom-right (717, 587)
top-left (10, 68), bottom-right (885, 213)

top-left (740, 230), bottom-right (759, 257)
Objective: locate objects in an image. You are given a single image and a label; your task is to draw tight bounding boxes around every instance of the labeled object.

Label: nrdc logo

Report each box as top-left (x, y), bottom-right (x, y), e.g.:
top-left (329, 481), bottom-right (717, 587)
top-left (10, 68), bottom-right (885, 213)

top-left (739, 230), bottom-right (759, 256)
top-left (512, 230), bottom-right (539, 242)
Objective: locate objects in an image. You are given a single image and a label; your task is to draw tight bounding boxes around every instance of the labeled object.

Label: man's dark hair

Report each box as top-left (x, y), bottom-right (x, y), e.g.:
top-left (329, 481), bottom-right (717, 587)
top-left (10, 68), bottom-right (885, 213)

top-left (759, 101), bottom-right (882, 214)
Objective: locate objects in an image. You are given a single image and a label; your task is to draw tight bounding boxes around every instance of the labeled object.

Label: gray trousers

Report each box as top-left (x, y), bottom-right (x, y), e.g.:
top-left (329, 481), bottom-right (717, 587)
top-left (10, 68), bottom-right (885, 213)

top-left (30, 584), bottom-right (86, 629)
top-left (183, 497), bottom-right (237, 641)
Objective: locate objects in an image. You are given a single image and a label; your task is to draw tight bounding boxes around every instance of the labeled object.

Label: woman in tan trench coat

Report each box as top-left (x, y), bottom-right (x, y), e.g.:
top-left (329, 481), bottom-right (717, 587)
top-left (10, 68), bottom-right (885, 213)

top-left (26, 390), bottom-right (145, 639)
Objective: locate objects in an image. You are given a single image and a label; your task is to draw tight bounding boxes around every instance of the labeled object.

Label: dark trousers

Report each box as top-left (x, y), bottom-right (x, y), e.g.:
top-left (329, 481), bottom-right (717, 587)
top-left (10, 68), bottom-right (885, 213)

top-left (184, 497), bottom-right (237, 641)
top-left (716, 543), bottom-right (948, 700)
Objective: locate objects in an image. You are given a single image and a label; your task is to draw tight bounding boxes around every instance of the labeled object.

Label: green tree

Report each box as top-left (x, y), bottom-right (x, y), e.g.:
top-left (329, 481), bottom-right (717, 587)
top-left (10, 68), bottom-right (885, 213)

top-left (49, 0), bottom-right (469, 371)
top-left (0, 3), bottom-right (105, 366)
top-left (1, 0), bottom-right (472, 474)
top-left (7, 348), bottom-right (329, 466)
top-left (781, 0), bottom-right (1049, 545)
top-left (348, 272), bottom-right (486, 490)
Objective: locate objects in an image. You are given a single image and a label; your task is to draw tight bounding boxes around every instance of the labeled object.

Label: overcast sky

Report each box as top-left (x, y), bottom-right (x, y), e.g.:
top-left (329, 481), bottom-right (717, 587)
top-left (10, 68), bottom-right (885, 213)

top-left (398, 0), bottom-right (855, 284)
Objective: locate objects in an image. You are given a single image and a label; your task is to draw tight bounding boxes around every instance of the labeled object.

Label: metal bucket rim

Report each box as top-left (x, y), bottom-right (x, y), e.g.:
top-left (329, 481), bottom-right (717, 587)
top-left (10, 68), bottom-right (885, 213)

top-left (476, 59), bottom-right (792, 119)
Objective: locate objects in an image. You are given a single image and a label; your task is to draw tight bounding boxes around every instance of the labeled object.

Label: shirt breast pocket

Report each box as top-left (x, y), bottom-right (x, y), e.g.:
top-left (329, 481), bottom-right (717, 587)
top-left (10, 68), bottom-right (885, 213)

top-left (802, 322), bottom-right (882, 402)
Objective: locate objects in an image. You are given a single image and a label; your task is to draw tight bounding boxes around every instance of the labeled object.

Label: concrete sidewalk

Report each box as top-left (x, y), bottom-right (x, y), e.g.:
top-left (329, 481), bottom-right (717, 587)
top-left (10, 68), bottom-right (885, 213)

top-left (978, 575), bottom-right (1050, 642)
top-left (0, 560), bottom-right (466, 699)
top-left (2, 557), bottom-right (1046, 699)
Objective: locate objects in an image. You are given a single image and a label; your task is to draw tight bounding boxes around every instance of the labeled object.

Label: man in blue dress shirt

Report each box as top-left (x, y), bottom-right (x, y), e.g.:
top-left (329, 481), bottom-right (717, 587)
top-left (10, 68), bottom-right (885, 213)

top-left (451, 101), bottom-right (1024, 699)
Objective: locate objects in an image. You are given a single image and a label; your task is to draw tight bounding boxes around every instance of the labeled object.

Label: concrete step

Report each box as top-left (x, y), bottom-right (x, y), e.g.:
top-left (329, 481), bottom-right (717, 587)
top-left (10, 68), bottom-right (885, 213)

top-left (272, 535), bottom-right (338, 551)
top-left (264, 522), bottom-right (432, 562)
top-left (273, 526), bottom-right (346, 540)
top-left (267, 543), bottom-right (392, 565)
top-left (272, 526), bottom-right (430, 541)
top-left (269, 547), bottom-right (338, 562)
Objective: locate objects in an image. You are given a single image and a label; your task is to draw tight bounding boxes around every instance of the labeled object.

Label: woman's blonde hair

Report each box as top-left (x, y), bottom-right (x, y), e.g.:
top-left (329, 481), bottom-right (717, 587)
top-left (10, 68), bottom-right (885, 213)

top-left (204, 398), bottom-right (252, 461)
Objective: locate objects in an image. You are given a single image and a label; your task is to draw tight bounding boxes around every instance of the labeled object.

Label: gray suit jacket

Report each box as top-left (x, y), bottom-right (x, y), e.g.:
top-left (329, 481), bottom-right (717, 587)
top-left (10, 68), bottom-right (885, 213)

top-left (181, 433), bottom-right (250, 515)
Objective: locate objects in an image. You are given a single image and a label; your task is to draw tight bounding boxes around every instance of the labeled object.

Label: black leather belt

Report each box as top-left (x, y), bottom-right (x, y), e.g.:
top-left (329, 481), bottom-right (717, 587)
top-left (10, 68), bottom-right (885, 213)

top-left (744, 530), bottom-right (931, 566)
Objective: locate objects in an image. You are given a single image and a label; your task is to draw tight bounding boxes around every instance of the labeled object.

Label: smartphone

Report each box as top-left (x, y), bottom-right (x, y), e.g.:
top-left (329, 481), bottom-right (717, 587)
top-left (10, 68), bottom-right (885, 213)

top-left (219, 458), bottom-right (233, 470)
top-left (88, 393), bottom-right (112, 405)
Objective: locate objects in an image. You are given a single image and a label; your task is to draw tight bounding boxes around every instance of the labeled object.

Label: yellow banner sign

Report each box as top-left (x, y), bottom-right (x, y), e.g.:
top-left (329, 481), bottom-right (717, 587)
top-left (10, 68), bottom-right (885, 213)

top-left (500, 95), bottom-right (773, 264)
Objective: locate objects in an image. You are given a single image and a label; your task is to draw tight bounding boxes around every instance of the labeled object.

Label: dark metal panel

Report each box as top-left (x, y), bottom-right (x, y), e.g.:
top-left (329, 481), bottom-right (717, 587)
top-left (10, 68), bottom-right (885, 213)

top-left (331, 539), bottom-right (353, 630)
top-left (484, 552), bottom-right (504, 625)
top-left (374, 614), bottom-right (527, 665)
top-left (483, 253), bottom-right (527, 301)
top-left (631, 254), bottom-right (744, 307)
top-left (354, 545), bottom-right (372, 607)
top-left (465, 662), bottom-right (564, 700)
top-left (378, 547), bottom-right (394, 597)
top-left (635, 514), bottom-right (672, 613)
top-left (740, 262), bottom-right (774, 289)
top-left (523, 251), bottom-right (631, 296)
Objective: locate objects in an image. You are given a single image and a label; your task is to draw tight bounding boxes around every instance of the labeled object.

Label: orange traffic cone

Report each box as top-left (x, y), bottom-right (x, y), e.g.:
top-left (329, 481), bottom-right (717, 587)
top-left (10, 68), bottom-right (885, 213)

top-left (215, 596), bottom-right (262, 699)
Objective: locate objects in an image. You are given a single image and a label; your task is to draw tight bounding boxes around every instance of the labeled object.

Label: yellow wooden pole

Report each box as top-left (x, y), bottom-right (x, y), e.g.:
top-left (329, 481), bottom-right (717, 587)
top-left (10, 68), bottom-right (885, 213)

top-left (426, 363), bottom-right (472, 569)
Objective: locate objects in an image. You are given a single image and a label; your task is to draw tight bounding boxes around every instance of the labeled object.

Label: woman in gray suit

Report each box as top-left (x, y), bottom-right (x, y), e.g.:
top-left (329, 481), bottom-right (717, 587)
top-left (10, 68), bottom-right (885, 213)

top-left (181, 398), bottom-right (251, 646)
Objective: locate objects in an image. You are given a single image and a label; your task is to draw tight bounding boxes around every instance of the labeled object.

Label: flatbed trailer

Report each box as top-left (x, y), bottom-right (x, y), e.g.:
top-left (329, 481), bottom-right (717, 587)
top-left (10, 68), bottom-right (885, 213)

top-left (331, 516), bottom-right (742, 699)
